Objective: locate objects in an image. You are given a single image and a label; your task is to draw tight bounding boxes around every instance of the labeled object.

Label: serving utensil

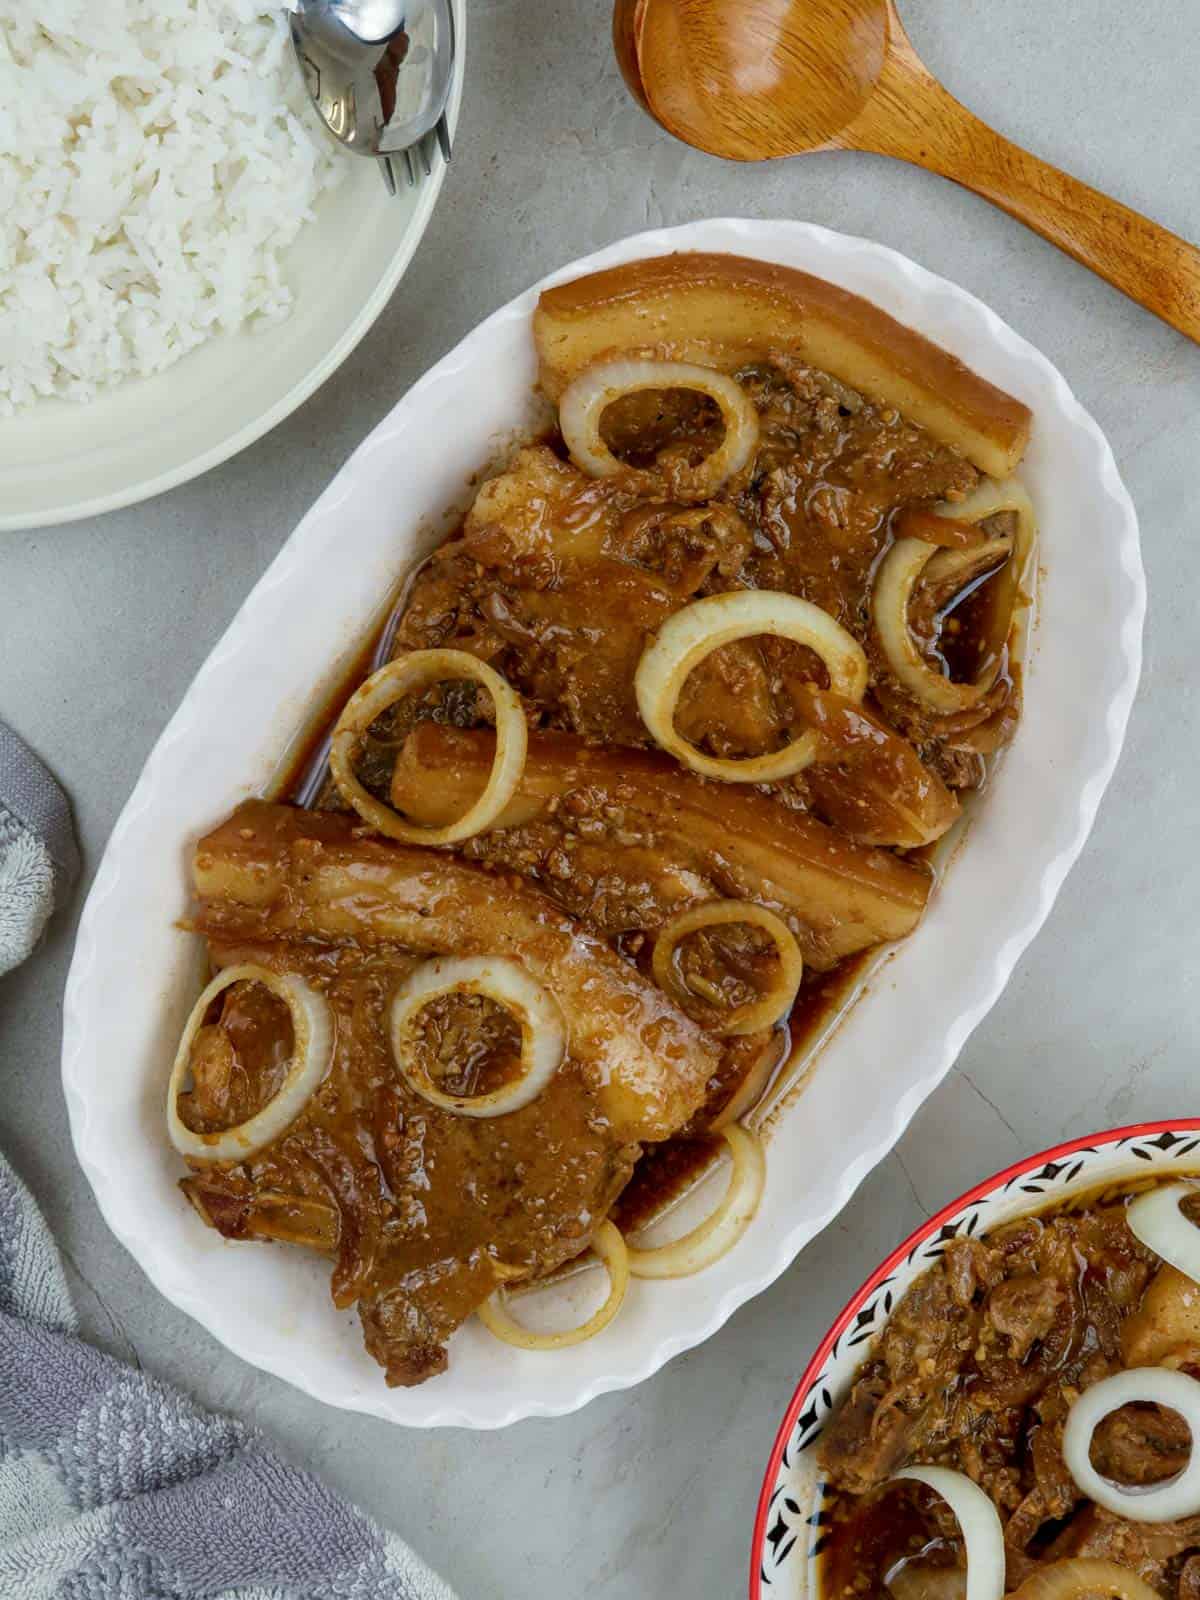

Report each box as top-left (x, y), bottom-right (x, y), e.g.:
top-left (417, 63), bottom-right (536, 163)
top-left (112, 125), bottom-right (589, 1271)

top-left (292, 571), bottom-right (413, 807)
top-left (614, 0), bottom-right (1200, 344)
top-left (290, 0), bottom-right (454, 195)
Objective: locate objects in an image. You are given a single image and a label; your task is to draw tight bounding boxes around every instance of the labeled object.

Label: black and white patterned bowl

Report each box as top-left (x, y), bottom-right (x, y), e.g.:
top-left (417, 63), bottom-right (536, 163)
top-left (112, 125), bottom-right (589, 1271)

top-left (751, 1120), bottom-right (1200, 1598)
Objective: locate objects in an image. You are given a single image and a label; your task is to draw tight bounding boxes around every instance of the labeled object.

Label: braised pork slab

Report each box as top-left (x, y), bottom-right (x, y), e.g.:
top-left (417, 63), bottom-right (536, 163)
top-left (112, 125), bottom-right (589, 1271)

top-left (182, 801), bottom-right (721, 1384)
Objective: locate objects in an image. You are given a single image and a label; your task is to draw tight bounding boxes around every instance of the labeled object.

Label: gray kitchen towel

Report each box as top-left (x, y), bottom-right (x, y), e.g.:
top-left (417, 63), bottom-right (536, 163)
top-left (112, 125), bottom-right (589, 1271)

top-left (0, 720), bottom-right (79, 976)
top-left (0, 1154), bottom-right (458, 1600)
top-left (0, 723), bottom-right (457, 1600)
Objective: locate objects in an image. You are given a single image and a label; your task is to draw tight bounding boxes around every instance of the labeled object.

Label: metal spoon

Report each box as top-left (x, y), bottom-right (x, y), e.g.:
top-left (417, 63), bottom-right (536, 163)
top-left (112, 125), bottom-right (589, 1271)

top-left (289, 0), bottom-right (454, 195)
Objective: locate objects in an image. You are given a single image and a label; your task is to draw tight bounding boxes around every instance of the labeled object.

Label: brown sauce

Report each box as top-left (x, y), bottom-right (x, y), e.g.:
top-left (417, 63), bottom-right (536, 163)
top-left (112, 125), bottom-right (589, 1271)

top-left (407, 991), bottom-right (525, 1098)
top-left (178, 980), bottom-right (294, 1135)
top-left (937, 567), bottom-right (1009, 685)
top-left (820, 1489), bottom-right (947, 1600)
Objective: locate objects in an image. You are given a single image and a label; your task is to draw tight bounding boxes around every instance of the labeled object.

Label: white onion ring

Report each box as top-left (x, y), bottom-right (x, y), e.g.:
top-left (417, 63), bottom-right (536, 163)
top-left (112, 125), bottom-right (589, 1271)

top-left (951, 477), bottom-right (1038, 564)
top-left (873, 479), bottom-right (1035, 714)
top-left (1127, 1183), bottom-right (1200, 1284)
top-left (625, 1125), bottom-right (765, 1279)
top-left (389, 956), bottom-right (565, 1119)
top-left (1009, 1559), bottom-right (1163, 1600)
top-left (476, 1222), bottom-right (629, 1350)
top-left (891, 1466), bottom-right (1005, 1600)
top-left (1062, 1366), bottom-right (1200, 1521)
top-left (635, 589), bottom-right (868, 781)
top-left (559, 358), bottom-right (760, 494)
top-left (167, 965), bottom-right (332, 1164)
top-left (330, 649), bottom-right (527, 844)
top-left (873, 539), bottom-right (1010, 713)
top-left (651, 900), bottom-right (802, 1036)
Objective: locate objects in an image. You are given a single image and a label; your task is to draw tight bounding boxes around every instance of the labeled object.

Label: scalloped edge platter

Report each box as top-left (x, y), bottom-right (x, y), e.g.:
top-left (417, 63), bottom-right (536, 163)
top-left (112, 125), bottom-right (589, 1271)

top-left (63, 219), bottom-right (1144, 1427)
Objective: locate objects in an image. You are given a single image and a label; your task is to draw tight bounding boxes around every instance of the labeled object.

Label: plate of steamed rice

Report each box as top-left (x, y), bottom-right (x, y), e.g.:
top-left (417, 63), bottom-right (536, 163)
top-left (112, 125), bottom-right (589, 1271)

top-left (0, 0), bottom-right (464, 531)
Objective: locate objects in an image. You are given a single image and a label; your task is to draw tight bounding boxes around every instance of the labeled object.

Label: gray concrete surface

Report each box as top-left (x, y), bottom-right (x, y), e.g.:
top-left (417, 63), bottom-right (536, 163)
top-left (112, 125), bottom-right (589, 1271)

top-left (2, 3), bottom-right (1199, 1595)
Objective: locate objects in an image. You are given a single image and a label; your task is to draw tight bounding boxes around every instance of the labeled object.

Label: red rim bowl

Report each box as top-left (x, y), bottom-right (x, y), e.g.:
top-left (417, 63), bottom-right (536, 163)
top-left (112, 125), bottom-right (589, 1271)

top-left (750, 1116), bottom-right (1200, 1598)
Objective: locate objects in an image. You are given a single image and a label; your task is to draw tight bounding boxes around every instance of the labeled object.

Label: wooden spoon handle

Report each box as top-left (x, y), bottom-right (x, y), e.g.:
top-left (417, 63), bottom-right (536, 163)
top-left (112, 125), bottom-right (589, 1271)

top-left (853, 40), bottom-right (1200, 344)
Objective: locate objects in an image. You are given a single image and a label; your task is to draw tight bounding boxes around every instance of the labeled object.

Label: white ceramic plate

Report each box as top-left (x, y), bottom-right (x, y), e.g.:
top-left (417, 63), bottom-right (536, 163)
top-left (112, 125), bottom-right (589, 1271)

top-left (752, 1120), bottom-right (1200, 1598)
top-left (0, 1), bottom-right (465, 533)
top-left (62, 218), bottom-right (1145, 1429)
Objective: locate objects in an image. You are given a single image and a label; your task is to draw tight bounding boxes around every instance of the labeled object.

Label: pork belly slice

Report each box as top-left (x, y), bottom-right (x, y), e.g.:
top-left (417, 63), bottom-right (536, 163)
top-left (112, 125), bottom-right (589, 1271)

top-left (187, 803), bottom-right (722, 1385)
top-left (390, 724), bottom-right (932, 970)
top-left (396, 445), bottom-right (972, 808)
top-left (397, 444), bottom-right (798, 750)
top-left (179, 933), bottom-right (642, 1387)
top-left (534, 252), bottom-right (1032, 479)
top-left (192, 800), bottom-right (718, 1143)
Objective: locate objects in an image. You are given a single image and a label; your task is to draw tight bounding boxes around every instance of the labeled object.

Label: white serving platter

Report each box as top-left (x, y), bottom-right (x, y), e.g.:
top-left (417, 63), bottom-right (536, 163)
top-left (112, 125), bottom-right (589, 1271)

top-left (62, 218), bottom-right (1145, 1428)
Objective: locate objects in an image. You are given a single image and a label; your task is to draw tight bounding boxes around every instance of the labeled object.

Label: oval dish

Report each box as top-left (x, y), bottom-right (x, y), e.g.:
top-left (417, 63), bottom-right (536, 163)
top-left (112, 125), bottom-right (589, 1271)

top-left (63, 218), bottom-right (1144, 1428)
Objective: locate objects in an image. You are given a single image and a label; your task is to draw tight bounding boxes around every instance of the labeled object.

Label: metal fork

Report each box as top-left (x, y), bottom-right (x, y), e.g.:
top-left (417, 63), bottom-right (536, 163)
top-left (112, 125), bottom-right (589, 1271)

top-left (391, 0), bottom-right (453, 191)
top-left (389, 109), bottom-right (451, 191)
top-left (292, 0), bottom-right (454, 197)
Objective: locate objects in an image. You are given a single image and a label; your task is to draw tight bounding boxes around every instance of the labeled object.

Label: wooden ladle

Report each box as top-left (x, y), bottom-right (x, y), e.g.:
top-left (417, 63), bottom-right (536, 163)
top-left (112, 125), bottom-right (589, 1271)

top-left (614, 0), bottom-right (1200, 344)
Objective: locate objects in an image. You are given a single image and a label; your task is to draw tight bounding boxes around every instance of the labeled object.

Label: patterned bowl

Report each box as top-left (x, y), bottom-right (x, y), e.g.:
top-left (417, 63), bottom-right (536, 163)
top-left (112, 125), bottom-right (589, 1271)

top-left (751, 1119), bottom-right (1200, 1598)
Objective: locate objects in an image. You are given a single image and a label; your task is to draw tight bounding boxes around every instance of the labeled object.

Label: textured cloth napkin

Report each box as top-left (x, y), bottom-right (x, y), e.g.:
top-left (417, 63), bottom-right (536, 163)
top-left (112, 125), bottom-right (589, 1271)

top-left (0, 1155), bottom-right (458, 1600)
top-left (0, 720), bottom-right (457, 1600)
top-left (0, 722), bottom-right (79, 977)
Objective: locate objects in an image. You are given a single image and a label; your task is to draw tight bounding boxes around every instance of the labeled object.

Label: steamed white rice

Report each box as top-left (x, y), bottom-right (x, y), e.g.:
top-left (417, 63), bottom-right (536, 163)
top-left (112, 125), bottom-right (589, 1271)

top-left (0, 0), bottom-right (341, 414)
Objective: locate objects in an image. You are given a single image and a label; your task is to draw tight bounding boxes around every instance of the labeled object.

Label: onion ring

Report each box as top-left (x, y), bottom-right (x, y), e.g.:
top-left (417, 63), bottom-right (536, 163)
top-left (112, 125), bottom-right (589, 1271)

top-left (625, 1125), bottom-right (765, 1279)
top-left (167, 965), bottom-right (331, 1164)
top-left (894, 507), bottom-right (985, 549)
top-left (1127, 1183), bottom-right (1200, 1284)
top-left (635, 589), bottom-right (868, 781)
top-left (891, 1466), bottom-right (1005, 1600)
top-left (874, 479), bottom-right (1036, 714)
top-left (330, 649), bottom-right (527, 844)
top-left (476, 1222), bottom-right (629, 1349)
top-left (651, 900), bottom-right (802, 1036)
top-left (874, 540), bottom-right (1011, 713)
top-left (1062, 1366), bottom-right (1200, 1521)
top-left (951, 477), bottom-right (1038, 562)
top-left (1009, 1559), bottom-right (1163, 1600)
top-left (390, 955), bottom-right (566, 1119)
top-left (559, 358), bottom-right (760, 496)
